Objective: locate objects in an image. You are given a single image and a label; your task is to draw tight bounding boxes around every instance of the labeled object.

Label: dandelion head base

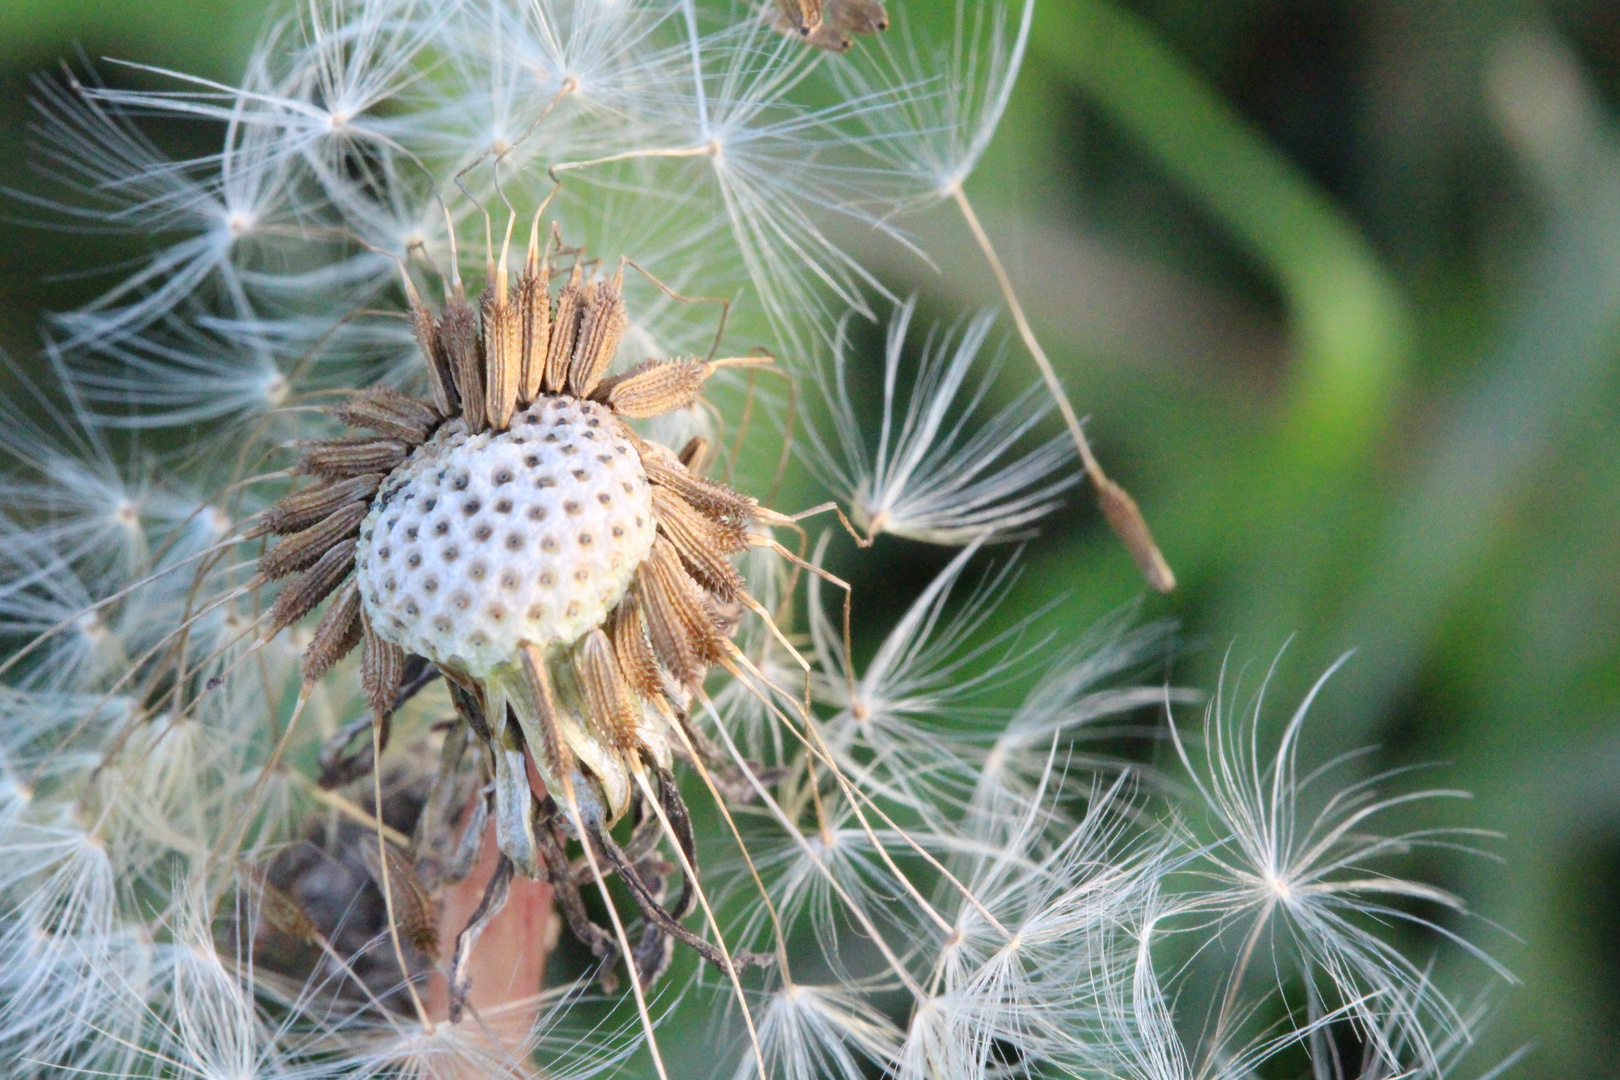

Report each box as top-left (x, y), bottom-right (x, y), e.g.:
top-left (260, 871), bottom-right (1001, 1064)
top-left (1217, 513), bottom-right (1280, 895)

top-left (356, 398), bottom-right (657, 677)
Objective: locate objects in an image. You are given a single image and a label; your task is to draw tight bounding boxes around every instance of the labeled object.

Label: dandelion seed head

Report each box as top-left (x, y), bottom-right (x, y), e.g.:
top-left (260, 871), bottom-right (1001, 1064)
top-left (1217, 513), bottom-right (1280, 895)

top-left (73, 610), bottom-right (107, 644)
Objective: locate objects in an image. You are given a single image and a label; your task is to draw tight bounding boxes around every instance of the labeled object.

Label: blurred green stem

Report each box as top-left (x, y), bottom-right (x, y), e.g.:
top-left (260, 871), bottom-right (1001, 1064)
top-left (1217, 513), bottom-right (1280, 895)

top-left (1033, 0), bottom-right (1411, 465)
top-left (1030, 0), bottom-right (1414, 690)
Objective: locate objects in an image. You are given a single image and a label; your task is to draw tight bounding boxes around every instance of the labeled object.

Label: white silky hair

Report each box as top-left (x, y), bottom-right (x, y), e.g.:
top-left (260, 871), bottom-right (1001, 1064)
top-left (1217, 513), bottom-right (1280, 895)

top-left (1166, 652), bottom-right (1516, 1074)
top-left (803, 299), bottom-right (1080, 545)
top-left (827, 0), bottom-right (1037, 205)
top-left (0, 2), bottom-right (1515, 1078)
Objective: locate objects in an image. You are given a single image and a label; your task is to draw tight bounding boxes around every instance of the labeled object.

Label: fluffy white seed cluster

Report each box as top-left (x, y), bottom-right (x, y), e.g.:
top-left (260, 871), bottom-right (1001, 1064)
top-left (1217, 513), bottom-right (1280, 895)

top-left (356, 397), bottom-right (654, 676)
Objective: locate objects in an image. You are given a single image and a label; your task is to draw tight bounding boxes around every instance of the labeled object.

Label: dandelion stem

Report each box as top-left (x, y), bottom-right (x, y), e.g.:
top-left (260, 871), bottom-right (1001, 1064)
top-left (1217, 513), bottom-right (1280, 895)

top-left (629, 762), bottom-right (768, 1078)
top-left (660, 698), bottom-right (795, 977)
top-left (560, 776), bottom-right (672, 1080)
top-left (370, 716), bottom-right (436, 1033)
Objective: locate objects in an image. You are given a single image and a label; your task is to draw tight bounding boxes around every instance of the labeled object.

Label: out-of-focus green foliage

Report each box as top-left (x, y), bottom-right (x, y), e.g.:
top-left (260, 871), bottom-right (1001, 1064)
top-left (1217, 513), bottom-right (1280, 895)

top-left (2, 0), bottom-right (1617, 1074)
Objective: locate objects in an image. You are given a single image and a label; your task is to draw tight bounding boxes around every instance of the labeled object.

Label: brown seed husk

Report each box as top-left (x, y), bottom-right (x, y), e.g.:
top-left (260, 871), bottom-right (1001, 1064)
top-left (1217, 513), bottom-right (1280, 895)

top-left (406, 286), bottom-right (458, 416)
top-left (544, 265), bottom-right (586, 394)
top-left (260, 501), bottom-right (370, 580)
top-left (482, 286), bottom-right (521, 431)
top-left (303, 580), bottom-right (364, 682)
top-left (637, 538), bottom-right (728, 688)
top-left (517, 265), bottom-right (551, 403)
top-left (829, 0), bottom-right (887, 34)
top-left (333, 387), bottom-right (439, 444)
top-left (519, 641), bottom-right (573, 774)
top-left (1095, 475), bottom-right (1176, 593)
top-left (610, 598), bottom-right (662, 701)
top-left (638, 437), bottom-right (756, 526)
top-left (360, 841), bottom-right (440, 958)
top-left (568, 271), bottom-right (627, 399)
top-left (575, 628), bottom-right (639, 751)
top-left (266, 474), bottom-right (381, 535)
top-left (597, 359), bottom-right (710, 418)
top-left (650, 487), bottom-right (747, 600)
top-left (774, 0), bottom-right (824, 31)
top-left (361, 621), bottom-right (407, 719)
top-left (678, 436), bottom-right (708, 470)
top-left (269, 538), bottom-right (356, 632)
top-left (439, 296), bottom-right (485, 433)
top-left (253, 876), bottom-right (321, 943)
top-left (295, 440), bottom-right (408, 482)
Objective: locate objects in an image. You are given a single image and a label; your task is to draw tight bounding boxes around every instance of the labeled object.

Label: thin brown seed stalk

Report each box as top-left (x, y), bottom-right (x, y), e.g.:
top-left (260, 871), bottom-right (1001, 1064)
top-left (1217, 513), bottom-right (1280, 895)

top-left (949, 183), bottom-right (1175, 592)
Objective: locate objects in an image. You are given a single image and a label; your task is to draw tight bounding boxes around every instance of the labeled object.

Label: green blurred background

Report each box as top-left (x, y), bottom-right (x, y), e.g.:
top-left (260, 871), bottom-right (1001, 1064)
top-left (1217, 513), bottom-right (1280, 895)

top-left (2, 0), bottom-right (1618, 1074)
